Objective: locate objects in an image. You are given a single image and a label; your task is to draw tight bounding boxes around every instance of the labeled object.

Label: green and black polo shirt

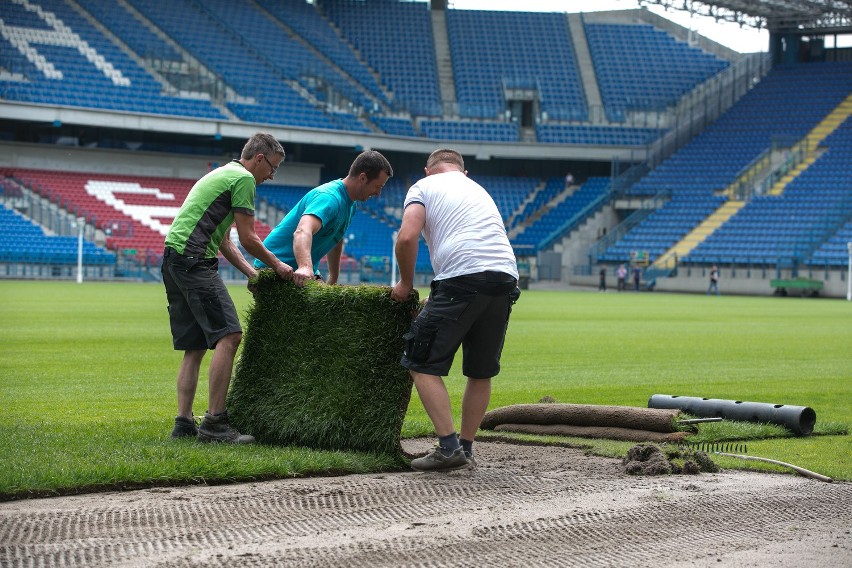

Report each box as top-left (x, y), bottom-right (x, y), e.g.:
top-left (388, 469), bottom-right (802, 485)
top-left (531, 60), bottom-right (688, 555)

top-left (165, 161), bottom-right (255, 258)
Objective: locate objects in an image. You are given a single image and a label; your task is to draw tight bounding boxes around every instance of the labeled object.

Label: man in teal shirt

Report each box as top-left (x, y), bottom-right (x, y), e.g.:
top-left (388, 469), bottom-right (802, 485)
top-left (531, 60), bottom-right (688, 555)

top-left (257, 150), bottom-right (393, 286)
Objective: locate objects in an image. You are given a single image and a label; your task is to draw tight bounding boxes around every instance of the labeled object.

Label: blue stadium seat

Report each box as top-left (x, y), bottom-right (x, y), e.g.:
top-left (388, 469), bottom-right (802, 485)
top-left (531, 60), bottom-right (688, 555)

top-left (447, 10), bottom-right (587, 121)
top-left (514, 177), bottom-right (611, 252)
top-left (322, 0), bottom-right (442, 117)
top-left (0, 203), bottom-right (115, 265)
top-left (585, 22), bottom-right (728, 122)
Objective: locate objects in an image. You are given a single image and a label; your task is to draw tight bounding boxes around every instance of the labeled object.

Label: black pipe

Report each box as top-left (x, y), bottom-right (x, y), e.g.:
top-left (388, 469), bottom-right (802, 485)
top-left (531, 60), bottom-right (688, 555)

top-left (648, 394), bottom-right (816, 436)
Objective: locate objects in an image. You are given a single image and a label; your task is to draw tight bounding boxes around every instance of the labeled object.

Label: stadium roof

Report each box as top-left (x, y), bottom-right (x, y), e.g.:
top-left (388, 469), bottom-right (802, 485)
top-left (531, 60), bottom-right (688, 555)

top-left (639, 0), bottom-right (852, 34)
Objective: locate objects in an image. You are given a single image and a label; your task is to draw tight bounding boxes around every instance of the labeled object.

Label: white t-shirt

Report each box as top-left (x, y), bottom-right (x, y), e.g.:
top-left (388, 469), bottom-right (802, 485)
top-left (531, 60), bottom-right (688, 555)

top-left (404, 170), bottom-right (518, 280)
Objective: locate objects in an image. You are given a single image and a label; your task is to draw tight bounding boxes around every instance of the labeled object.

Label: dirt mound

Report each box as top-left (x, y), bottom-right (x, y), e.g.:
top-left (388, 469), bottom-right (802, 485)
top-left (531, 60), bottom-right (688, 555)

top-left (623, 443), bottom-right (720, 475)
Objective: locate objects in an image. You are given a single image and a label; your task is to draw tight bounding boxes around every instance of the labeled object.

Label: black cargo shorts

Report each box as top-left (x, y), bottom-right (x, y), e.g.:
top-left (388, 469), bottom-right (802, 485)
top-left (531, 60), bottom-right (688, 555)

top-left (401, 271), bottom-right (520, 378)
top-left (161, 247), bottom-right (242, 351)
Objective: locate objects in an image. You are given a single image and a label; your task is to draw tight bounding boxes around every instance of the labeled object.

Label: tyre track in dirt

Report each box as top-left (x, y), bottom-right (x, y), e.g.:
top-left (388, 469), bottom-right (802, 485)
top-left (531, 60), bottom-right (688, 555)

top-left (1, 440), bottom-right (849, 567)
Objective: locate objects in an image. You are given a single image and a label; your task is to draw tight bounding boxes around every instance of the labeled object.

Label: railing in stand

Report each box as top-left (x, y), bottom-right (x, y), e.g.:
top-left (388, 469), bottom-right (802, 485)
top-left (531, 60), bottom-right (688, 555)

top-left (537, 162), bottom-right (651, 254)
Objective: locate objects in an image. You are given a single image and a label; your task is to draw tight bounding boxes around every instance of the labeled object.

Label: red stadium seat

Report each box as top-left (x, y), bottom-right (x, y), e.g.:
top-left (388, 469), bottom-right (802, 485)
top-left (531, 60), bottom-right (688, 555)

top-left (4, 168), bottom-right (274, 264)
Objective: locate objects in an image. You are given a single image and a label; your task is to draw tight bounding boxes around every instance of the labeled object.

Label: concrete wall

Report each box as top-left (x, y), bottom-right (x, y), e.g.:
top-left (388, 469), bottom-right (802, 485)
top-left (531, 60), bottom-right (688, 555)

top-left (554, 205), bottom-right (619, 280)
top-left (571, 265), bottom-right (851, 299)
top-left (0, 102), bottom-right (643, 164)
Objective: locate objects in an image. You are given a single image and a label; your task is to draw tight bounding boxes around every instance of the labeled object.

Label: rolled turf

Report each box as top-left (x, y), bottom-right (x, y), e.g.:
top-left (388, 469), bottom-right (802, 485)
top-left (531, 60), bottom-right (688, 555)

top-left (228, 271), bottom-right (420, 454)
top-left (481, 403), bottom-right (681, 432)
top-left (481, 403), bottom-right (687, 441)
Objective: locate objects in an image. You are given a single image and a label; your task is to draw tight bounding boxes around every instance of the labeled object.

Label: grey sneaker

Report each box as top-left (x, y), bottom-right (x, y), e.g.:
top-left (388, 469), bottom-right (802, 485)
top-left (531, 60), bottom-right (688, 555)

top-left (171, 415), bottom-right (198, 438)
top-left (464, 450), bottom-right (477, 468)
top-left (197, 411), bottom-right (255, 444)
top-left (411, 446), bottom-right (470, 472)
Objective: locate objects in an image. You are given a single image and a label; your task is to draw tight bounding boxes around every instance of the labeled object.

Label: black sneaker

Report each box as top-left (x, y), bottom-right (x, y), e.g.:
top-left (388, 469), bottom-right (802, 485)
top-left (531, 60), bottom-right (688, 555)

top-left (197, 411), bottom-right (255, 444)
top-left (171, 415), bottom-right (198, 438)
top-left (411, 446), bottom-right (470, 472)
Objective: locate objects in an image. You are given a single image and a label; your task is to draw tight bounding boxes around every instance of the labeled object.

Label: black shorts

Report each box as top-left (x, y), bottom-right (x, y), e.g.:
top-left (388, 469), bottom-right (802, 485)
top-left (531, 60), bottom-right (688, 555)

top-left (161, 247), bottom-right (242, 351)
top-left (401, 271), bottom-right (520, 378)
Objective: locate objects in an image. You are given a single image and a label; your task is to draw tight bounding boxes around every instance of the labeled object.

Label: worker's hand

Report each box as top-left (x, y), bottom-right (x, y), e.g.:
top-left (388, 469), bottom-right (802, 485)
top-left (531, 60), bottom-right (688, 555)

top-left (273, 262), bottom-right (294, 281)
top-left (391, 281), bottom-right (413, 303)
top-left (293, 266), bottom-right (314, 287)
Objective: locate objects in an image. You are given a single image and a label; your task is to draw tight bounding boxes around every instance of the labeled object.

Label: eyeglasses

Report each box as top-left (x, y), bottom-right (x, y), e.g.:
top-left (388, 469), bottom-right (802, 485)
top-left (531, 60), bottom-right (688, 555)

top-left (261, 154), bottom-right (278, 175)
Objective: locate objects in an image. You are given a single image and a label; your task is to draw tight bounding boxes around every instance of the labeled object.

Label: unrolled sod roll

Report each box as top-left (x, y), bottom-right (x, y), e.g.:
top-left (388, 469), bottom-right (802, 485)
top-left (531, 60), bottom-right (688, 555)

top-left (493, 423), bottom-right (688, 443)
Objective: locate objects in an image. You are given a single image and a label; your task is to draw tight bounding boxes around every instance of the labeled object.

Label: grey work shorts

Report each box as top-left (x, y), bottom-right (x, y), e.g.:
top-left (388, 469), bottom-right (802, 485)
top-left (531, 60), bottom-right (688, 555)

top-left (161, 247), bottom-right (242, 351)
top-left (401, 271), bottom-right (520, 378)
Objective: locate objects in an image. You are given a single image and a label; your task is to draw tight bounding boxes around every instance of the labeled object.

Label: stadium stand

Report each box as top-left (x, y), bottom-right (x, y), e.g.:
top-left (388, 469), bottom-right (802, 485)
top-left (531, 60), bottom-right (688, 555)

top-left (258, 185), bottom-right (312, 213)
top-left (0, 0), bottom-right (224, 119)
top-left (195, 0), bottom-right (377, 122)
top-left (73, 0), bottom-right (181, 63)
top-left (629, 62), bottom-right (852, 198)
top-left (348, 176), bottom-right (409, 230)
top-left (511, 177), bottom-right (567, 230)
top-left (690, 115), bottom-right (852, 266)
top-left (599, 196), bottom-right (725, 263)
top-left (810, 221), bottom-right (852, 267)
top-left (807, 112), bottom-right (852, 270)
top-left (322, 0), bottom-right (443, 117)
top-left (0, 168), bottom-right (272, 264)
top-left (3, 1), bottom-right (849, 294)
top-left (468, 176), bottom-right (539, 226)
top-left (446, 10), bottom-right (587, 121)
top-left (0, 202), bottom-right (114, 266)
top-left (585, 22), bottom-right (729, 122)
top-left (339, 209), bottom-right (397, 261)
top-left (600, 62), bottom-right (852, 265)
top-left (126, 0), bottom-right (341, 130)
top-left (255, 0), bottom-right (391, 109)
top-left (0, 1), bottom-right (707, 146)
top-left (514, 177), bottom-right (611, 253)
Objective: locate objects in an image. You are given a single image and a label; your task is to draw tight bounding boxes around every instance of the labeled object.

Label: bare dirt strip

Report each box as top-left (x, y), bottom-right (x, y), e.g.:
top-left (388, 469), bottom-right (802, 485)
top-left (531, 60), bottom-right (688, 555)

top-left (1, 439), bottom-right (850, 567)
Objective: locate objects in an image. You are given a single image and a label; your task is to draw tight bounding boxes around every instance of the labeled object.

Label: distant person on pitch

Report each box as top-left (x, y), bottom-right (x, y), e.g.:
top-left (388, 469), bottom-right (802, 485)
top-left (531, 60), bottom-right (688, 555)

top-left (616, 263), bottom-right (627, 292)
top-left (707, 264), bottom-right (720, 296)
top-left (162, 132), bottom-right (293, 444)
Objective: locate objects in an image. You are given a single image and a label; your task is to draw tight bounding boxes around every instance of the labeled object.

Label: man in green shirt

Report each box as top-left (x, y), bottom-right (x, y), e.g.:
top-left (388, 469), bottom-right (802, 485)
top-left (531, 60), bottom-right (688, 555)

top-left (162, 132), bottom-right (293, 443)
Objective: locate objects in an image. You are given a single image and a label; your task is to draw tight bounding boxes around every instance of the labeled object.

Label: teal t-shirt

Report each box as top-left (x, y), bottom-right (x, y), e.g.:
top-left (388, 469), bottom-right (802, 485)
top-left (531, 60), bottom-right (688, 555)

top-left (165, 161), bottom-right (255, 258)
top-left (256, 179), bottom-right (356, 272)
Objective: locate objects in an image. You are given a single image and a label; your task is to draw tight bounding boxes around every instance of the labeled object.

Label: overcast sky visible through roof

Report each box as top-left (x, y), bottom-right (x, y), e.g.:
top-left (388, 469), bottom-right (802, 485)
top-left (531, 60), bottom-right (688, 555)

top-left (441, 0), bottom-right (852, 54)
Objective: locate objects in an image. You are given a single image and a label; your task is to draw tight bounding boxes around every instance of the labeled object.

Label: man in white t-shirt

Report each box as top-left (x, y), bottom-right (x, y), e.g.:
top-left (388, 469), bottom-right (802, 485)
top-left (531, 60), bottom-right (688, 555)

top-left (391, 148), bottom-right (520, 472)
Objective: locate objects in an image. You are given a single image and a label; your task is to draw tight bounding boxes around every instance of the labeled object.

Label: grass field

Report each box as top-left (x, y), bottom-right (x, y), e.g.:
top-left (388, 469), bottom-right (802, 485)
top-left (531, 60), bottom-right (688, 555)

top-left (1, 280), bottom-right (849, 498)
